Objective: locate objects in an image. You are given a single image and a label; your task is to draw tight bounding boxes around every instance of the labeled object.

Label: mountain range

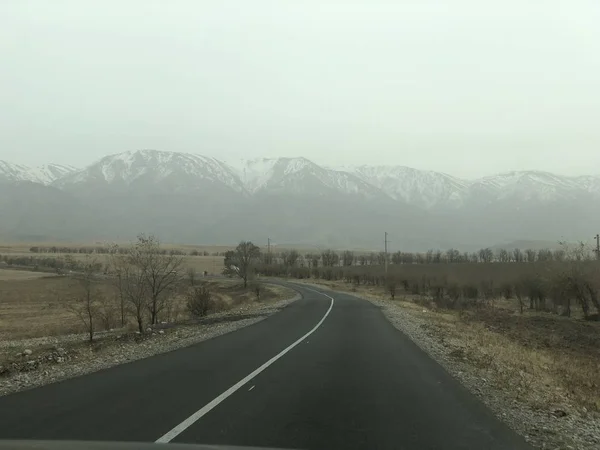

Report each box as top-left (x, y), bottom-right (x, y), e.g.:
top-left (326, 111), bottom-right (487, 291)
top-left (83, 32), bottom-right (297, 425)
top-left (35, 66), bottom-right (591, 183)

top-left (1, 149), bottom-right (598, 251)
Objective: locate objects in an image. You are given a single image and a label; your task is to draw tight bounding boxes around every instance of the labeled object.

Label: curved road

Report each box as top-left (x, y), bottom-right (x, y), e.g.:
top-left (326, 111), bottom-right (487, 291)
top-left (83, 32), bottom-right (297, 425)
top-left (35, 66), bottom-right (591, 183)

top-left (0, 283), bottom-right (531, 450)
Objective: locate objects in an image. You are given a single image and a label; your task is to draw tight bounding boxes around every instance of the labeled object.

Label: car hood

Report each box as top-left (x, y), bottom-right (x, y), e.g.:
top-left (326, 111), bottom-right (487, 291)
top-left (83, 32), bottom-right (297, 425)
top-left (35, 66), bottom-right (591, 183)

top-left (0, 441), bottom-right (297, 450)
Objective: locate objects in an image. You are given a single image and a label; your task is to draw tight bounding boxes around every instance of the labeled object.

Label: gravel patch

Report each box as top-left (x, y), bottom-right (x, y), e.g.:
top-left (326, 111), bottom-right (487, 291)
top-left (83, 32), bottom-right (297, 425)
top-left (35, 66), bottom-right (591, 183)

top-left (0, 292), bottom-right (300, 398)
top-left (368, 296), bottom-right (600, 450)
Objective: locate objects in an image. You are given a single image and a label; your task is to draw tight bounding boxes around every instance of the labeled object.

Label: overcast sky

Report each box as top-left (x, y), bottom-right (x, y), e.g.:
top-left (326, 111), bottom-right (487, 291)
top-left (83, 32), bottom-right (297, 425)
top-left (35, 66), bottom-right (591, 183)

top-left (1, 0), bottom-right (599, 178)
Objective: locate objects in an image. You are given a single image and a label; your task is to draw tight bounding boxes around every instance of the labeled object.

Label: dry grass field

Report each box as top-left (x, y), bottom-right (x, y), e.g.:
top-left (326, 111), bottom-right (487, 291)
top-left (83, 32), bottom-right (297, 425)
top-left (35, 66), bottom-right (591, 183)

top-left (0, 269), bottom-right (57, 281)
top-left (1, 252), bottom-right (225, 275)
top-left (0, 242), bottom-right (237, 254)
top-left (0, 273), bottom-right (116, 341)
top-left (0, 266), bottom-right (289, 343)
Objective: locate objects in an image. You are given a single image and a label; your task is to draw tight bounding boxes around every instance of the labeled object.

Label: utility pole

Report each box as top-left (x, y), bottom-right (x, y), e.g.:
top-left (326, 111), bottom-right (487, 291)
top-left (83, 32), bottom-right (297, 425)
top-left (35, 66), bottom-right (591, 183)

top-left (384, 231), bottom-right (388, 274)
top-left (595, 234), bottom-right (600, 260)
top-left (267, 237), bottom-right (271, 264)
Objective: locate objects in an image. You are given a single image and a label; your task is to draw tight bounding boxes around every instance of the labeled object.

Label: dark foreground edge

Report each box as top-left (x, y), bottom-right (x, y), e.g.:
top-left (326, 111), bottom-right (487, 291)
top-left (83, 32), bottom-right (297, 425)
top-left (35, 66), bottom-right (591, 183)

top-left (0, 441), bottom-right (295, 450)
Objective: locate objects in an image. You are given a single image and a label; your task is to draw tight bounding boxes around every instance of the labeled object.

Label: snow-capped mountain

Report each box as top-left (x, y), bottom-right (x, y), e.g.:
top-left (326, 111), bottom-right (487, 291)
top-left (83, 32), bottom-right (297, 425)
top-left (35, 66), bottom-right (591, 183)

top-left (576, 175), bottom-right (600, 195)
top-left (468, 171), bottom-right (583, 202)
top-left (53, 149), bottom-right (246, 194)
top-left (26, 164), bottom-right (77, 184)
top-left (229, 157), bottom-right (387, 198)
top-left (349, 165), bottom-right (600, 207)
top-left (5, 151), bottom-right (600, 207)
top-left (0, 161), bottom-right (31, 183)
top-left (350, 165), bottom-right (469, 208)
top-left (0, 161), bottom-right (76, 184)
top-left (2, 149), bottom-right (600, 249)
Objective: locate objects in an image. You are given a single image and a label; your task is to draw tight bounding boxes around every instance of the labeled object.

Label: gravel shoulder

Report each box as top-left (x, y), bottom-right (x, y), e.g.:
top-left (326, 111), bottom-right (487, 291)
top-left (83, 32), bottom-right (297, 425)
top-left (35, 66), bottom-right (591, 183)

top-left (295, 280), bottom-right (600, 450)
top-left (0, 288), bottom-right (300, 398)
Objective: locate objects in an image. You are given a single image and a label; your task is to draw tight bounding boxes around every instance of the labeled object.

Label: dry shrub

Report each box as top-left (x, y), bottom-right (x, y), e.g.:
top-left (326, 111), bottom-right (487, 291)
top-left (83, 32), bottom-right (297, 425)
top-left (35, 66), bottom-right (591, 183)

top-left (186, 284), bottom-right (214, 318)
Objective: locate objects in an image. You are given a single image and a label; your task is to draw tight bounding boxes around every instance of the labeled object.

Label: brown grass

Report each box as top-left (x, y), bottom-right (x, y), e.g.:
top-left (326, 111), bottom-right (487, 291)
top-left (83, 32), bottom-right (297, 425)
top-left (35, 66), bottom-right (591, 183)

top-left (0, 242), bottom-right (237, 254)
top-left (0, 271), bottom-right (292, 342)
top-left (0, 274), bottom-right (117, 341)
top-left (1, 251), bottom-right (225, 276)
top-left (0, 269), bottom-right (58, 281)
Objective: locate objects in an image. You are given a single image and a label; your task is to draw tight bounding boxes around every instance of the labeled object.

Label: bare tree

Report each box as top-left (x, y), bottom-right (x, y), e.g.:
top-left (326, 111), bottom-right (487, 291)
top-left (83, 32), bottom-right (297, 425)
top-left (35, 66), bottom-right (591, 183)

top-left (425, 250), bottom-right (434, 264)
top-left (282, 249), bottom-right (300, 267)
top-left (321, 249), bottom-right (339, 267)
top-left (107, 244), bottom-right (127, 327)
top-left (120, 263), bottom-right (148, 333)
top-left (525, 248), bottom-right (537, 263)
top-left (537, 248), bottom-right (554, 261)
top-left (513, 248), bottom-right (524, 262)
top-left (553, 249), bottom-right (566, 262)
top-left (387, 277), bottom-right (397, 299)
top-left (446, 248), bottom-right (460, 263)
top-left (129, 234), bottom-right (184, 325)
top-left (311, 253), bottom-right (321, 268)
top-left (96, 294), bottom-right (118, 331)
top-left (342, 250), bottom-right (355, 266)
top-left (224, 241), bottom-right (262, 288)
top-left (461, 252), bottom-right (470, 263)
top-left (479, 248), bottom-right (494, 263)
top-left (66, 256), bottom-right (101, 342)
top-left (187, 267), bottom-right (197, 286)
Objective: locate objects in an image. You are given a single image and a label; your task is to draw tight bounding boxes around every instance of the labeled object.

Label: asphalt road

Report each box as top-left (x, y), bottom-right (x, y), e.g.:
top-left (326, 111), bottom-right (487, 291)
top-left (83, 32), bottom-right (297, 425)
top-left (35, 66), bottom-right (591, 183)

top-left (0, 283), bottom-right (532, 450)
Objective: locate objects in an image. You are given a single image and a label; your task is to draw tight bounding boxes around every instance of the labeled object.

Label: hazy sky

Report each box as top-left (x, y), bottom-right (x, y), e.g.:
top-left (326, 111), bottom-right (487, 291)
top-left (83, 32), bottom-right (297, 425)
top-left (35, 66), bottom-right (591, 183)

top-left (2, 0), bottom-right (600, 178)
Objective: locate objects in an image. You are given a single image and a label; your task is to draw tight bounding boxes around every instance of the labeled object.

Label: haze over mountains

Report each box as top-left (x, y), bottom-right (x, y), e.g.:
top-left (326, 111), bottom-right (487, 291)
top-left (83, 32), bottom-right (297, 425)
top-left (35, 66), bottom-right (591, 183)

top-left (1, 149), bottom-right (598, 251)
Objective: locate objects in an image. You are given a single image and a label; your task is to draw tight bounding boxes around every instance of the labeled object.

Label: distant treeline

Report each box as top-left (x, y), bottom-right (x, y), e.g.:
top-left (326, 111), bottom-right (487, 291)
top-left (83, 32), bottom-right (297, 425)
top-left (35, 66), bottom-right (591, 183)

top-left (261, 245), bottom-right (596, 267)
top-left (27, 246), bottom-right (224, 257)
top-left (26, 244), bottom-right (598, 265)
top-left (258, 258), bottom-right (600, 320)
top-left (0, 254), bottom-right (103, 273)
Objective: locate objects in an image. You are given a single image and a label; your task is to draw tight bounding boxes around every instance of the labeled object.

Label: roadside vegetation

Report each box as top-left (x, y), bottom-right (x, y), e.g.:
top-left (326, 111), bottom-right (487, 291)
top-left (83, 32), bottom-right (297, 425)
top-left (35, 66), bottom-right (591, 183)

top-left (256, 242), bottom-right (600, 448)
top-left (0, 236), bottom-right (291, 387)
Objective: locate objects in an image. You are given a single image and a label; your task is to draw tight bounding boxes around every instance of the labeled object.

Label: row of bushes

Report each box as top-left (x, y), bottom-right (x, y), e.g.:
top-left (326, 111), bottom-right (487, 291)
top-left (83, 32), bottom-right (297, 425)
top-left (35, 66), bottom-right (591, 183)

top-left (265, 245), bottom-right (597, 267)
top-left (28, 246), bottom-right (198, 256)
top-left (27, 244), bottom-right (599, 265)
top-left (0, 254), bottom-right (103, 273)
top-left (259, 260), bottom-right (600, 319)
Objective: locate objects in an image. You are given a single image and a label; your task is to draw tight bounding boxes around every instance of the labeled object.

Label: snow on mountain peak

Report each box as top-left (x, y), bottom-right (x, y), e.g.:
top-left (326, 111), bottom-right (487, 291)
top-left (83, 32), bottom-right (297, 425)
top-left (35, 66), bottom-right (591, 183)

top-left (26, 164), bottom-right (77, 184)
top-left (3, 151), bottom-right (600, 208)
top-left (229, 157), bottom-right (318, 193)
top-left (0, 160), bottom-right (31, 182)
top-left (55, 149), bottom-right (246, 193)
top-left (351, 165), bottom-right (469, 208)
top-left (471, 170), bottom-right (583, 201)
top-left (0, 161), bottom-right (76, 184)
top-left (227, 156), bottom-right (384, 197)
